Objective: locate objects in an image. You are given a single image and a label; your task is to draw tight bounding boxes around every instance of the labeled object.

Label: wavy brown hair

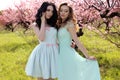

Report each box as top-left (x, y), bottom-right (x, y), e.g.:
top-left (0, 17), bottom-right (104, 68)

top-left (57, 3), bottom-right (76, 28)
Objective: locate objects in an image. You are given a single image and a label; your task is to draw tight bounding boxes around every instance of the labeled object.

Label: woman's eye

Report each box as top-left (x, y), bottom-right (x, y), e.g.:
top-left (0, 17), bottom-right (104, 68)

top-left (60, 9), bottom-right (68, 13)
top-left (65, 10), bottom-right (68, 12)
top-left (47, 9), bottom-right (50, 11)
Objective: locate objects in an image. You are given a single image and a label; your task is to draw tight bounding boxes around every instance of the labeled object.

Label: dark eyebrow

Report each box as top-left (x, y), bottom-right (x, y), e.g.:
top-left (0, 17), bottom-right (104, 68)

top-left (61, 8), bottom-right (69, 10)
top-left (47, 8), bottom-right (53, 12)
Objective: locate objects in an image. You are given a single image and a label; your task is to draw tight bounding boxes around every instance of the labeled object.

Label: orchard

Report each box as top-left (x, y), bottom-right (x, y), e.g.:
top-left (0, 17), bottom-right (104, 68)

top-left (0, 0), bottom-right (119, 47)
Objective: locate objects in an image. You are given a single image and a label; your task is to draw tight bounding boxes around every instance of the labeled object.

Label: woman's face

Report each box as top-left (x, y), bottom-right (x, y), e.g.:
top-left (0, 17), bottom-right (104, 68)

top-left (60, 5), bottom-right (69, 21)
top-left (45, 5), bottom-right (53, 19)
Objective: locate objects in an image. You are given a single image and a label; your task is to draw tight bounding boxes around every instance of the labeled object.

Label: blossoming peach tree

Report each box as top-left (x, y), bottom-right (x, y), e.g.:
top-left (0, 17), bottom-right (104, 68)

top-left (0, 0), bottom-right (119, 47)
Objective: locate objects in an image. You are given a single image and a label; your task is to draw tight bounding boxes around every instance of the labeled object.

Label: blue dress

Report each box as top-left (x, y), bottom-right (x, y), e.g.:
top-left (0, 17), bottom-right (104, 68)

top-left (57, 22), bottom-right (101, 80)
top-left (25, 27), bottom-right (58, 79)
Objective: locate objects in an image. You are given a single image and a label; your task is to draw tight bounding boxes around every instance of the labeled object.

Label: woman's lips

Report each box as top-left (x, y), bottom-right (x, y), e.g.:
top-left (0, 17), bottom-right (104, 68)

top-left (61, 15), bottom-right (65, 17)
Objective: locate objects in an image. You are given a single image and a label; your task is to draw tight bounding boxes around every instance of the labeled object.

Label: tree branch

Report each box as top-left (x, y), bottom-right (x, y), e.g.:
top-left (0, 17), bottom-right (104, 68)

top-left (106, 0), bottom-right (111, 7)
top-left (111, 0), bottom-right (116, 8)
top-left (91, 5), bottom-right (101, 11)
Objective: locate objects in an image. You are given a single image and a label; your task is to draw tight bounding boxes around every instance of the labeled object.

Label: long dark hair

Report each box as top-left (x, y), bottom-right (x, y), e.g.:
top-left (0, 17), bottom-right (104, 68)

top-left (35, 2), bottom-right (58, 29)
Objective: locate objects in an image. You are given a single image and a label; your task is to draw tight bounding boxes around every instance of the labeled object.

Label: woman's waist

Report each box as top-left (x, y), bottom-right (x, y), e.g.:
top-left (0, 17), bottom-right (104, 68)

top-left (59, 42), bottom-right (71, 45)
top-left (59, 43), bottom-right (72, 48)
top-left (39, 41), bottom-right (58, 46)
top-left (39, 39), bottom-right (57, 43)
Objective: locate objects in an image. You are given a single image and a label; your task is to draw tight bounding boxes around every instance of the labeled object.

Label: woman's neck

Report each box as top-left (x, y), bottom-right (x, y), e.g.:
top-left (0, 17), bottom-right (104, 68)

top-left (45, 24), bottom-right (50, 27)
top-left (62, 19), bottom-right (66, 23)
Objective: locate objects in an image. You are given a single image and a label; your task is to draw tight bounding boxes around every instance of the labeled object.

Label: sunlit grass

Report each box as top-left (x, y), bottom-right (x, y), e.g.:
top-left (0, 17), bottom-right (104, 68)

top-left (80, 29), bottom-right (120, 80)
top-left (0, 30), bottom-right (37, 80)
top-left (0, 29), bottom-right (120, 80)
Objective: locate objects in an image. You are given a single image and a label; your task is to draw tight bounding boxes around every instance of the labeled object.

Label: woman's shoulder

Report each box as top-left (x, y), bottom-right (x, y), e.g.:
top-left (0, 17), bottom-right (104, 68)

top-left (67, 20), bottom-right (74, 24)
top-left (66, 20), bottom-right (75, 28)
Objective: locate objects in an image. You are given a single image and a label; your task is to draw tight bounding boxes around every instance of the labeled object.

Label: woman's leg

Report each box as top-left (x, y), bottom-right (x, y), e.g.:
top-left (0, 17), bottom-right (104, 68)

top-left (38, 77), bottom-right (55, 80)
top-left (43, 78), bottom-right (54, 80)
top-left (49, 78), bottom-right (54, 80)
top-left (37, 78), bottom-right (43, 80)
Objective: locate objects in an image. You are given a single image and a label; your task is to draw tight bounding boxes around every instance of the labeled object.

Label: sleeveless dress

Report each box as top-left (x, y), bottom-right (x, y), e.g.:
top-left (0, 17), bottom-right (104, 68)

top-left (25, 27), bottom-right (58, 79)
top-left (57, 22), bottom-right (101, 80)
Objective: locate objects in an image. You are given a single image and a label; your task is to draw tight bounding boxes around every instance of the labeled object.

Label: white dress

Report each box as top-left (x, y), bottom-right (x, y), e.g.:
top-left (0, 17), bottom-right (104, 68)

top-left (25, 27), bottom-right (58, 79)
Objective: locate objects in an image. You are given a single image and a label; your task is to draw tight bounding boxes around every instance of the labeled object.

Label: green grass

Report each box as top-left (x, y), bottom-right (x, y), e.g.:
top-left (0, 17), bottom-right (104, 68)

top-left (0, 29), bottom-right (120, 80)
top-left (80, 29), bottom-right (120, 80)
top-left (0, 30), bottom-right (37, 80)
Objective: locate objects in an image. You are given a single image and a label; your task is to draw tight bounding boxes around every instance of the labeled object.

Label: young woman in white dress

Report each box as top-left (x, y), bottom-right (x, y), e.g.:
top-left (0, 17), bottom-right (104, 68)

top-left (25, 2), bottom-right (58, 80)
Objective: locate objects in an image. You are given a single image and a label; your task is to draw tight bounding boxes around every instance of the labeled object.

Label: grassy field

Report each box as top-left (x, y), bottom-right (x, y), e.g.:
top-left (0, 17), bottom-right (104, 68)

top-left (0, 28), bottom-right (120, 80)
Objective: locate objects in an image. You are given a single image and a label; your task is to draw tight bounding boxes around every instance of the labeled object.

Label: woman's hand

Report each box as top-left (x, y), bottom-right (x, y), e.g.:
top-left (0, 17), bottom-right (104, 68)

top-left (41, 13), bottom-right (46, 22)
top-left (71, 41), bottom-right (76, 48)
top-left (29, 22), bottom-right (37, 30)
top-left (86, 56), bottom-right (96, 60)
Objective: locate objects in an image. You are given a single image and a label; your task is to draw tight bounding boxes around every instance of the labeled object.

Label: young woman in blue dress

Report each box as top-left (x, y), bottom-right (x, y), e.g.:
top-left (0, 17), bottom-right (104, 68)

top-left (57, 3), bottom-right (101, 80)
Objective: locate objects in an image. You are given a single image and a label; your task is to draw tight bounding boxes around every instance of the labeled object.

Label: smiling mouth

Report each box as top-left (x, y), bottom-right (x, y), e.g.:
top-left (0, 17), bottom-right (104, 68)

top-left (47, 16), bottom-right (51, 18)
top-left (61, 15), bottom-right (65, 17)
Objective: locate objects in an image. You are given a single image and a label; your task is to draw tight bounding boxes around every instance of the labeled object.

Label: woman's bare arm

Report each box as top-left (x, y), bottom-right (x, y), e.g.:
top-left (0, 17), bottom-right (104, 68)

top-left (67, 22), bottom-right (96, 60)
top-left (31, 14), bottom-right (46, 41)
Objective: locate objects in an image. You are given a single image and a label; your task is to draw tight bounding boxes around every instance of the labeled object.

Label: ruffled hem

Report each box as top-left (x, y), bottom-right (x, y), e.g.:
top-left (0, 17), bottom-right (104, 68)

top-left (25, 42), bottom-right (58, 78)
